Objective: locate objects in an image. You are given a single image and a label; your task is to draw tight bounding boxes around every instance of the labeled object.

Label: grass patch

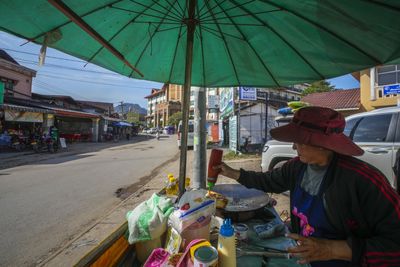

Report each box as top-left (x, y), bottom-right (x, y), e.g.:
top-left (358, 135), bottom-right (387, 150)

top-left (223, 151), bottom-right (260, 161)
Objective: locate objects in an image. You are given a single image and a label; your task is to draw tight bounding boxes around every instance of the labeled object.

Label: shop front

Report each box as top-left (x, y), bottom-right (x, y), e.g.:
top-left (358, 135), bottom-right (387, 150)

top-left (49, 107), bottom-right (100, 143)
top-left (0, 103), bottom-right (53, 151)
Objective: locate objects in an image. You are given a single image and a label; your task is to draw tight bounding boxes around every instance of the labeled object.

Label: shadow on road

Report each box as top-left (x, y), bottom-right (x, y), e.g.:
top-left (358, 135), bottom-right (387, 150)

top-left (0, 134), bottom-right (171, 170)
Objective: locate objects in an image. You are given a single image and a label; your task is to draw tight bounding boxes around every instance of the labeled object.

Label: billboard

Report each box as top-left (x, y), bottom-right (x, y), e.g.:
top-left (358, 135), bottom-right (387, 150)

top-left (239, 87), bottom-right (257, 101)
top-left (219, 87), bottom-right (234, 118)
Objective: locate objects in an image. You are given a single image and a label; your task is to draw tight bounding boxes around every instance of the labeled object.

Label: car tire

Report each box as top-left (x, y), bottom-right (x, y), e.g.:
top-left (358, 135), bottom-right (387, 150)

top-left (269, 157), bottom-right (293, 170)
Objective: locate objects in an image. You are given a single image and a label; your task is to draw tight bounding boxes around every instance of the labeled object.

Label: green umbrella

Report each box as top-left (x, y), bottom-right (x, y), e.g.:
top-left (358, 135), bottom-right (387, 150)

top-left (1, 0), bottom-right (400, 193)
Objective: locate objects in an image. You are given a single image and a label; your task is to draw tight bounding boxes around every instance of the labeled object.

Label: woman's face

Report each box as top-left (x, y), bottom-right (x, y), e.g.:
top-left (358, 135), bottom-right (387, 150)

top-left (293, 143), bottom-right (332, 166)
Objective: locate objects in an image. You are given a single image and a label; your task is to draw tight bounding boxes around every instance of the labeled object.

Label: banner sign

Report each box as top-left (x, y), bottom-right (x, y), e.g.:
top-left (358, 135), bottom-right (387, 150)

top-left (383, 84), bottom-right (400, 95)
top-left (239, 87), bottom-right (257, 101)
top-left (219, 87), bottom-right (234, 118)
top-left (229, 115), bottom-right (237, 151)
top-left (5, 110), bottom-right (43, 122)
top-left (208, 95), bottom-right (219, 109)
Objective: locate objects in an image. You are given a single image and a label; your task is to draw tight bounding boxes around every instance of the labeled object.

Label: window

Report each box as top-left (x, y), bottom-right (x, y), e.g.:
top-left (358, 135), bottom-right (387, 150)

top-left (377, 65), bottom-right (400, 86)
top-left (0, 78), bottom-right (15, 97)
top-left (352, 114), bottom-right (392, 142)
top-left (343, 118), bottom-right (361, 137)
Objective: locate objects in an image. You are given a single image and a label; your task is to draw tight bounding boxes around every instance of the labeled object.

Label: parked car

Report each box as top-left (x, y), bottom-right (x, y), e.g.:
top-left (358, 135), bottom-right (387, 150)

top-left (177, 120), bottom-right (194, 148)
top-left (147, 128), bottom-right (158, 134)
top-left (261, 107), bottom-right (400, 189)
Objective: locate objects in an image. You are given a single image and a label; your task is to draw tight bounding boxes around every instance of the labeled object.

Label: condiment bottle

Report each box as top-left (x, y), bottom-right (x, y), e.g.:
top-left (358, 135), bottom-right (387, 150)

top-left (185, 177), bottom-right (191, 191)
top-left (166, 174), bottom-right (178, 196)
top-left (207, 149), bottom-right (223, 190)
top-left (217, 219), bottom-right (236, 267)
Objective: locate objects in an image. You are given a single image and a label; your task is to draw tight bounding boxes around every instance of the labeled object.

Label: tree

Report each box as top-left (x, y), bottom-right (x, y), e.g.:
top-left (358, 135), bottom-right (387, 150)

top-left (302, 80), bottom-right (335, 96)
top-left (168, 111), bottom-right (182, 126)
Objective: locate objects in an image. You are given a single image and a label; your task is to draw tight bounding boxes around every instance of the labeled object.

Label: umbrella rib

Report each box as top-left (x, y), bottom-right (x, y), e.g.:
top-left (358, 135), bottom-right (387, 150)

top-left (259, 0), bottom-right (381, 64)
top-left (196, 0), bottom-right (207, 85)
top-left (128, 0), bottom-right (182, 22)
top-left (204, 0), bottom-right (240, 85)
top-left (200, 0), bottom-right (255, 21)
top-left (214, 0), bottom-right (280, 86)
top-left (164, 0), bottom-right (185, 18)
top-left (229, 0), bottom-right (325, 80)
top-left (200, 9), bottom-right (282, 23)
top-left (200, 25), bottom-right (244, 41)
top-left (111, 6), bottom-right (181, 23)
top-left (198, 0), bottom-right (230, 19)
top-left (85, 1), bottom-right (160, 67)
top-left (23, 0), bottom-right (125, 45)
top-left (361, 0), bottom-right (400, 12)
top-left (167, 17), bottom-right (185, 83)
top-left (148, 0), bottom-right (183, 20)
top-left (48, 0), bottom-right (143, 77)
top-left (130, 0), bottom-right (182, 77)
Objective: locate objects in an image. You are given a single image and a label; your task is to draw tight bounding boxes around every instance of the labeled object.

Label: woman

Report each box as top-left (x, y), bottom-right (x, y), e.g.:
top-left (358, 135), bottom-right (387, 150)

top-left (216, 106), bottom-right (400, 266)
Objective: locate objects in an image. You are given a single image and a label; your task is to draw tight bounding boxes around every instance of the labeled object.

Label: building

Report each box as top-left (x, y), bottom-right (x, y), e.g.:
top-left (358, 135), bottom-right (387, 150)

top-left (301, 88), bottom-right (362, 116)
top-left (145, 84), bottom-right (183, 127)
top-left (358, 65), bottom-right (400, 111)
top-left (0, 49), bottom-right (36, 100)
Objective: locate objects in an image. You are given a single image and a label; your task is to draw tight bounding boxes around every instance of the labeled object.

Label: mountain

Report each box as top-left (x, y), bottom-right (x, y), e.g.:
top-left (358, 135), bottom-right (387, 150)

top-left (114, 103), bottom-right (147, 115)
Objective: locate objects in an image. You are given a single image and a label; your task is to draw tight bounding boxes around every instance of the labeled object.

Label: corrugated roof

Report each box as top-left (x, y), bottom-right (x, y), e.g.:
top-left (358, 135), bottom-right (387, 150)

top-left (301, 88), bottom-right (360, 110)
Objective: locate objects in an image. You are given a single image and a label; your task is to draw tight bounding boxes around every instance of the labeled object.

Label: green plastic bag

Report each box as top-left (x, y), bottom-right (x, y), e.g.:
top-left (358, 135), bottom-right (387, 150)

top-left (126, 193), bottom-right (174, 244)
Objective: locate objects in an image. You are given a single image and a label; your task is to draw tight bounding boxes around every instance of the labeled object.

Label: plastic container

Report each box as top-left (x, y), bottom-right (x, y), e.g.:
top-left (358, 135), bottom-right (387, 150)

top-left (193, 246), bottom-right (218, 267)
top-left (217, 219), bottom-right (236, 267)
top-left (207, 149), bottom-right (223, 189)
top-left (166, 175), bottom-right (178, 196)
top-left (135, 237), bottom-right (162, 263)
top-left (181, 216), bottom-right (211, 247)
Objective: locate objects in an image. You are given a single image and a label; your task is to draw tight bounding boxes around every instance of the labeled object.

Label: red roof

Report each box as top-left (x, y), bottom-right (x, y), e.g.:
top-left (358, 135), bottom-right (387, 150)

top-left (301, 88), bottom-right (360, 110)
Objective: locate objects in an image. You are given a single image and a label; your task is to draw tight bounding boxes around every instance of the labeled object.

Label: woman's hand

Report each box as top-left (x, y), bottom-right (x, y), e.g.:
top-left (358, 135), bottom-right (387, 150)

top-left (286, 233), bottom-right (351, 264)
top-left (213, 162), bottom-right (241, 180)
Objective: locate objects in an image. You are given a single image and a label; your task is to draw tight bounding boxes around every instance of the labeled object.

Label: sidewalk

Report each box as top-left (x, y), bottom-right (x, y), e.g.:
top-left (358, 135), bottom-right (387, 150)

top-left (41, 151), bottom-right (290, 266)
top-left (0, 134), bottom-right (153, 170)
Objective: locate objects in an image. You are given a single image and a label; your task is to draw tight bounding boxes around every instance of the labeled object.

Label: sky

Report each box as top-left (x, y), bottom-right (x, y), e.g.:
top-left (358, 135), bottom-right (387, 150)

top-left (0, 31), bottom-right (359, 108)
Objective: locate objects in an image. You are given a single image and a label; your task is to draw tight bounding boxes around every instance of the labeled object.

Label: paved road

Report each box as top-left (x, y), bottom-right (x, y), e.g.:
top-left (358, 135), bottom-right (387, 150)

top-left (0, 135), bottom-right (177, 266)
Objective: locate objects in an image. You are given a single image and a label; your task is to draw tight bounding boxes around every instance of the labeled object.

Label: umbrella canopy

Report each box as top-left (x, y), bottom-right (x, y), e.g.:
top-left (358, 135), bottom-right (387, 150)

top-left (1, 0), bottom-right (400, 87)
top-left (1, 0), bottom-right (400, 194)
top-left (113, 121), bottom-right (132, 127)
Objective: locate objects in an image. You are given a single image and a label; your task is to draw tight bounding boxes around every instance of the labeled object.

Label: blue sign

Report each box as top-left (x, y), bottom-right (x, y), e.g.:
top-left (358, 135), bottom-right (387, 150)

top-left (383, 84), bottom-right (400, 95)
top-left (239, 87), bottom-right (257, 101)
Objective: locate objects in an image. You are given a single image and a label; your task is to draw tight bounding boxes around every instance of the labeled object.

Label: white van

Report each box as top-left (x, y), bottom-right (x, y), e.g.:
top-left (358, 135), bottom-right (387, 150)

top-left (177, 120), bottom-right (194, 148)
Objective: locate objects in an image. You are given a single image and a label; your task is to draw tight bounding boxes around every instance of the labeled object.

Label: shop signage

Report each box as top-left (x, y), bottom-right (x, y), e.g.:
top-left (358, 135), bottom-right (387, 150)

top-left (229, 116), bottom-right (237, 152)
top-left (239, 87), bottom-right (257, 101)
top-left (59, 138), bottom-right (67, 148)
top-left (208, 95), bottom-right (219, 109)
top-left (219, 87), bottom-right (234, 118)
top-left (383, 84), bottom-right (400, 95)
top-left (5, 110), bottom-right (43, 122)
top-left (218, 119), bottom-right (223, 143)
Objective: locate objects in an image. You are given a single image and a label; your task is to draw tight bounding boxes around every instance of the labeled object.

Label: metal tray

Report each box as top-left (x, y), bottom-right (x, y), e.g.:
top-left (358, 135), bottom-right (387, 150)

top-left (212, 184), bottom-right (270, 212)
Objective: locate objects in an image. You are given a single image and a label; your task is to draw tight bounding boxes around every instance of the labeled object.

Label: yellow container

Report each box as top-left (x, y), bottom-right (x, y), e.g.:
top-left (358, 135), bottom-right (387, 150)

top-left (189, 241), bottom-right (211, 261)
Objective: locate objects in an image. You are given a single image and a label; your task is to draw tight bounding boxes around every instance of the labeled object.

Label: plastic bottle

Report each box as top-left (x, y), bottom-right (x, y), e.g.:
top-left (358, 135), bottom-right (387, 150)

top-left (207, 149), bottom-right (223, 190)
top-left (166, 174), bottom-right (178, 196)
top-left (217, 219), bottom-right (236, 267)
top-left (185, 177), bottom-right (191, 191)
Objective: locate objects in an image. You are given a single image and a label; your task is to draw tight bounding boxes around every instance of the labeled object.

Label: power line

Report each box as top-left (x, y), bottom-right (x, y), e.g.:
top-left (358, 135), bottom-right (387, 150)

top-left (1, 47), bottom-right (87, 63)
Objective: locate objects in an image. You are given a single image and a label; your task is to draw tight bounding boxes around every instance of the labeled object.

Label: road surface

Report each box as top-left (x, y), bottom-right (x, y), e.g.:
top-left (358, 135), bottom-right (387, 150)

top-left (0, 135), bottom-right (177, 266)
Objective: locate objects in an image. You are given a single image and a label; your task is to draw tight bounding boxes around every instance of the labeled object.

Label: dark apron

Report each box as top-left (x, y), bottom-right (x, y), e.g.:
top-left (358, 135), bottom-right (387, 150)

top-left (291, 168), bottom-right (350, 267)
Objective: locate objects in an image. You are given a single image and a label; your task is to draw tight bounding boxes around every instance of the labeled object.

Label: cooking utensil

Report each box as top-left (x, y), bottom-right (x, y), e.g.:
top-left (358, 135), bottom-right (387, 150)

top-left (236, 248), bottom-right (291, 259)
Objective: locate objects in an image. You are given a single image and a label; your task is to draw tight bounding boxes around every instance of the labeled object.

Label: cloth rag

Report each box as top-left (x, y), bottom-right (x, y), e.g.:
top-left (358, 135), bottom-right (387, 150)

top-left (254, 220), bottom-right (287, 239)
top-left (126, 193), bottom-right (174, 244)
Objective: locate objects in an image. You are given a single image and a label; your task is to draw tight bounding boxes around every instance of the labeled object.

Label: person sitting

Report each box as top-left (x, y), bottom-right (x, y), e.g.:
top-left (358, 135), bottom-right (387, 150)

top-left (216, 106), bottom-right (400, 266)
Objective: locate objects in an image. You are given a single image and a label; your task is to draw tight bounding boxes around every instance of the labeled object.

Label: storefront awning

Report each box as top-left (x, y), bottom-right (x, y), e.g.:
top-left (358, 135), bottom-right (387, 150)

top-left (38, 105), bottom-right (100, 119)
top-left (113, 121), bottom-right (132, 127)
top-left (0, 103), bottom-right (54, 114)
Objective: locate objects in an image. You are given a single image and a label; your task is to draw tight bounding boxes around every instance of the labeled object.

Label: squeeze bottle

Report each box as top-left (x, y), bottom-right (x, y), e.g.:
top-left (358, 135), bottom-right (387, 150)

top-left (217, 219), bottom-right (236, 267)
top-left (207, 149), bottom-right (223, 190)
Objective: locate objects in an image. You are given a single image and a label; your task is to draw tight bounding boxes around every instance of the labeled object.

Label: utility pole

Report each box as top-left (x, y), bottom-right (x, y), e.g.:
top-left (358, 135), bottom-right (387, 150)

top-left (120, 101), bottom-right (124, 119)
top-left (265, 92), bottom-right (269, 143)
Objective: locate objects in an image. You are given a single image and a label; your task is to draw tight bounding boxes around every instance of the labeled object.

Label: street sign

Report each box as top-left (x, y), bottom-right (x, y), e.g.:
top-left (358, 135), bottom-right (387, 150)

top-left (383, 84), bottom-right (400, 95)
top-left (239, 87), bottom-right (257, 101)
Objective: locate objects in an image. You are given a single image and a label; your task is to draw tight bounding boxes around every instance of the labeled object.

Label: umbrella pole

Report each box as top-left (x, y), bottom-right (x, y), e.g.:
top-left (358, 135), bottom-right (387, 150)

top-left (178, 0), bottom-right (196, 198)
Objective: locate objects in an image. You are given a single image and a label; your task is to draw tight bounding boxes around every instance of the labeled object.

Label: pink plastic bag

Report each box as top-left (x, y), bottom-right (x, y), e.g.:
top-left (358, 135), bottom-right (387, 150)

top-left (143, 248), bottom-right (170, 267)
